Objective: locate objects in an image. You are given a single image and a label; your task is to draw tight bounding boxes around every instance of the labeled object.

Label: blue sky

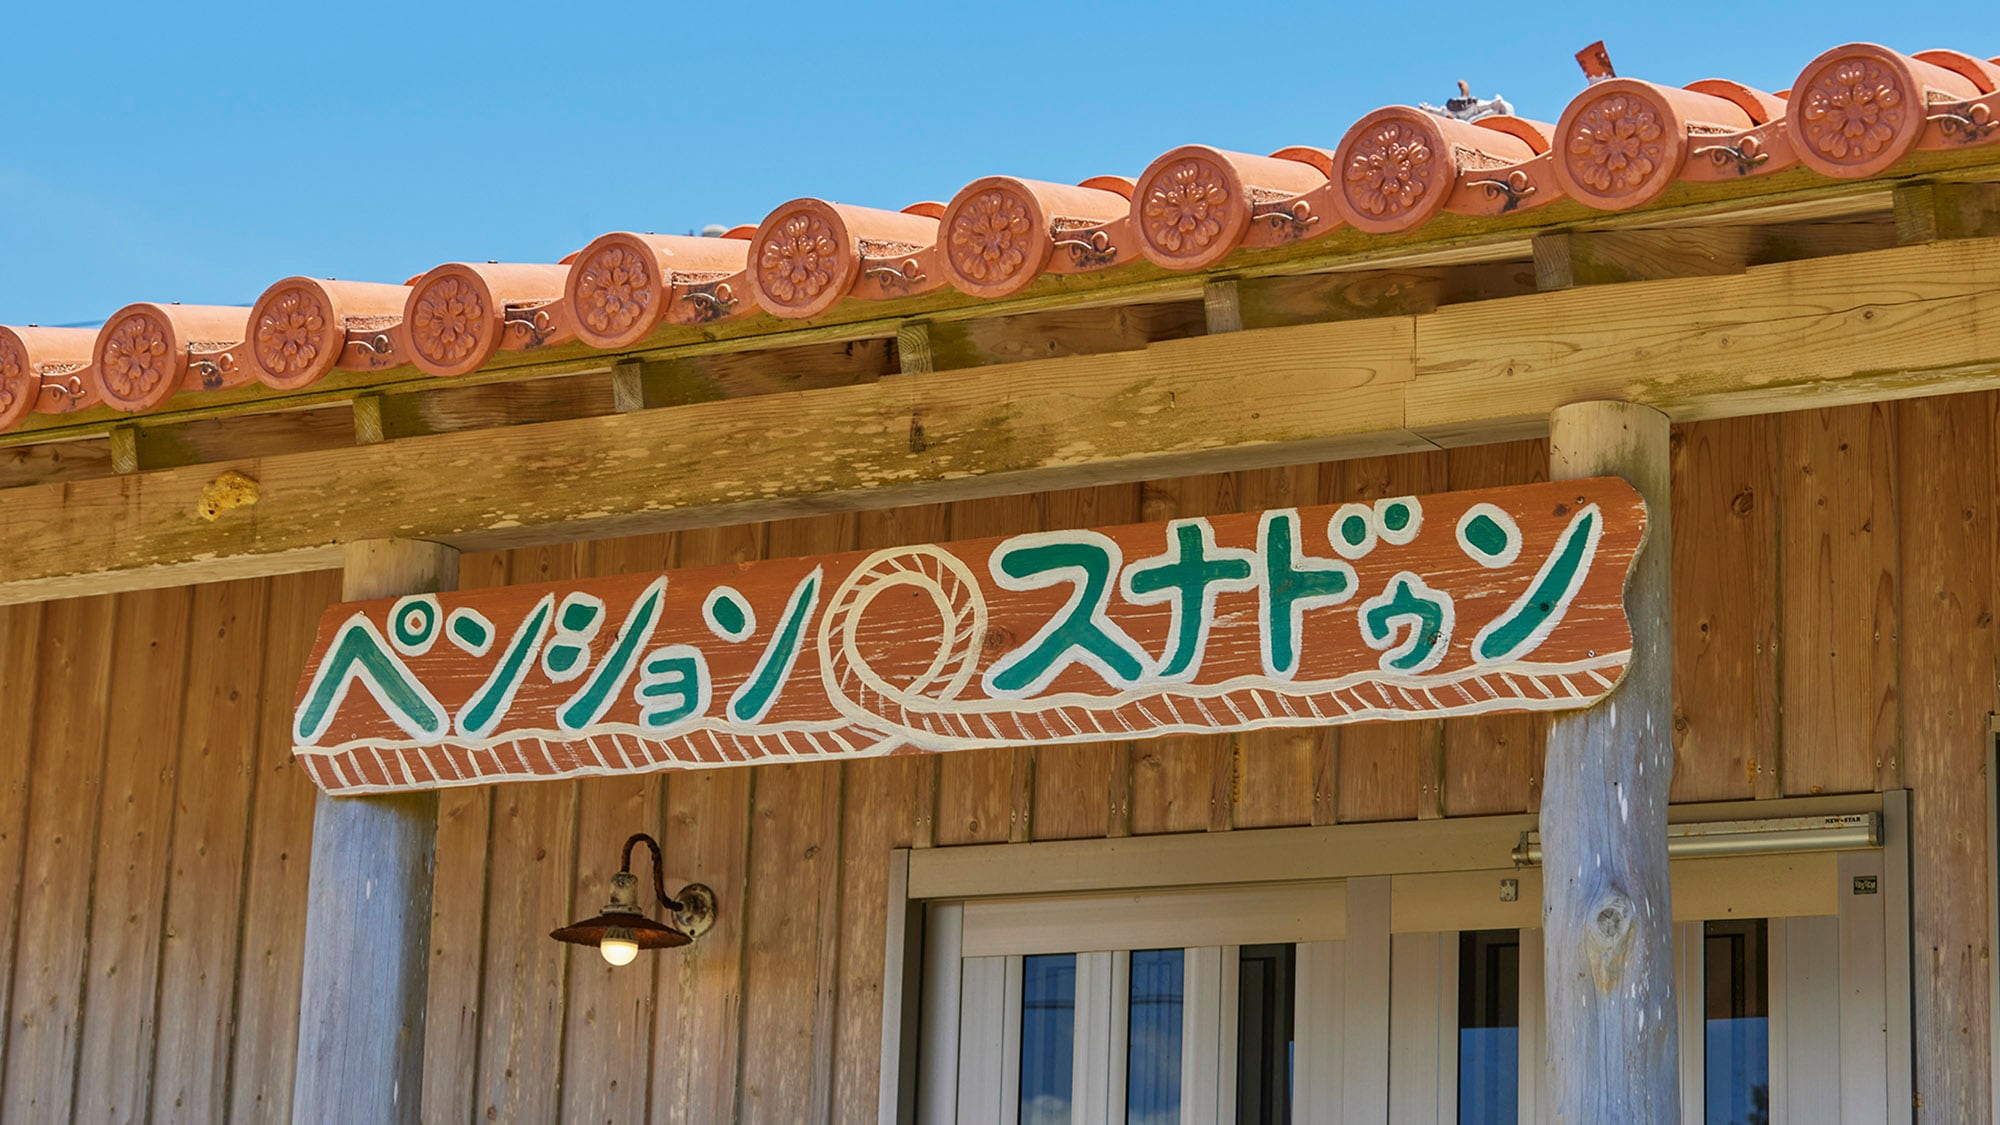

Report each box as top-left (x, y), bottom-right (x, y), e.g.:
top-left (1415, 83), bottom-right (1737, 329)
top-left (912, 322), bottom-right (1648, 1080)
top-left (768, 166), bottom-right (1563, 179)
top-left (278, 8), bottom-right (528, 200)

top-left (0, 2), bottom-right (1984, 326)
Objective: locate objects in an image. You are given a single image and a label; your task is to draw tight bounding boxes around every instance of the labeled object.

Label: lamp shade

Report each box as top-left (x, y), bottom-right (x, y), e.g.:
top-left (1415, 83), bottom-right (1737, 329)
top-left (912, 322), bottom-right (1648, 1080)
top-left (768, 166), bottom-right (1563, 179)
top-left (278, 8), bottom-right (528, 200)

top-left (548, 909), bottom-right (691, 951)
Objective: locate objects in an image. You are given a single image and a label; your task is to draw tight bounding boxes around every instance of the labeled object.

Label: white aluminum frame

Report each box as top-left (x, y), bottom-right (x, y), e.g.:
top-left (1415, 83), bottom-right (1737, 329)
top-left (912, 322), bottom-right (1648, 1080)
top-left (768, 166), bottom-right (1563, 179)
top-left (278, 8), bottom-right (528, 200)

top-left (881, 792), bottom-right (1909, 1124)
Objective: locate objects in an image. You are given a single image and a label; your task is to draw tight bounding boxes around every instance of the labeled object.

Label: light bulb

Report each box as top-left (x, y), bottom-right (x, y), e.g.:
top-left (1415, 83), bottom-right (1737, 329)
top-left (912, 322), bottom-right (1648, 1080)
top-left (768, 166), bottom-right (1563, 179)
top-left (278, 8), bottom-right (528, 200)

top-left (600, 936), bottom-right (640, 966)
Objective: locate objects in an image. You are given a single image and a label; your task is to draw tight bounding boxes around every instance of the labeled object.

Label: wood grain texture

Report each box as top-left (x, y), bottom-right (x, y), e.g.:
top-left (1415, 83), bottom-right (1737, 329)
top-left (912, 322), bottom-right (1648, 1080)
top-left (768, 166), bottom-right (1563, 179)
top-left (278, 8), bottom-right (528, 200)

top-left (1333, 452), bottom-right (1448, 824)
top-left (1441, 439), bottom-right (1545, 816)
top-left (739, 513), bottom-right (852, 1123)
top-left (557, 769), bottom-right (663, 1125)
top-left (636, 338), bottom-right (898, 407)
top-left (1033, 484), bottom-right (1144, 841)
top-left (856, 502), bottom-right (951, 849)
top-left (470, 768), bottom-right (576, 1123)
top-left (1411, 235), bottom-right (2000, 442)
top-left (134, 407), bottom-right (358, 471)
top-left (0, 437), bottom-right (114, 490)
top-left (418, 549), bottom-right (509, 1125)
top-left (737, 761), bottom-right (844, 1123)
top-left (923, 302), bottom-right (1205, 371)
top-left (1237, 263), bottom-right (1536, 329)
top-left (1532, 227), bottom-right (1755, 290)
top-left (293, 542), bottom-right (457, 1125)
top-left (649, 768), bottom-right (753, 1124)
top-left (1131, 472), bottom-right (1238, 835)
top-left (71, 587), bottom-right (192, 1124)
top-left (229, 569), bottom-right (341, 1124)
top-left (936, 494), bottom-right (1038, 846)
top-left (1898, 393), bottom-right (1995, 1122)
top-left (469, 544), bottom-right (581, 1124)
top-left (151, 579), bottom-right (271, 1122)
top-left (647, 507), bottom-right (763, 1125)
top-left (19, 396), bottom-right (2000, 1120)
top-left (830, 753), bottom-right (919, 1120)
top-left (1670, 417), bottom-right (1781, 802)
top-left (1232, 463), bottom-right (1326, 829)
top-left (292, 788), bottom-right (443, 1125)
top-left (296, 475), bottom-right (1648, 801)
top-left (1780, 404), bottom-right (1901, 795)
top-left (560, 534), bottom-right (675, 1125)
top-left (16, 235), bottom-right (2000, 606)
top-left (0, 312), bottom-right (1422, 606)
top-left (0, 601), bottom-right (42, 1109)
top-left (1540, 401), bottom-right (1679, 1123)
top-left (377, 371), bottom-right (621, 439)
top-left (825, 498), bottom-right (939, 1121)
top-left (1893, 181), bottom-right (2000, 245)
top-left (0, 595), bottom-right (114, 1124)
top-left (109, 425), bottom-right (139, 474)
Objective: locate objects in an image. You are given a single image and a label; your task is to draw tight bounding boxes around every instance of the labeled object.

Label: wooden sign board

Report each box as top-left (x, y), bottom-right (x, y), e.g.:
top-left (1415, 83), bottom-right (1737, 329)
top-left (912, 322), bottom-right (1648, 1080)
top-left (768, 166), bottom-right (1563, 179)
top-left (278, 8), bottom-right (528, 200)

top-left (293, 478), bottom-right (1646, 794)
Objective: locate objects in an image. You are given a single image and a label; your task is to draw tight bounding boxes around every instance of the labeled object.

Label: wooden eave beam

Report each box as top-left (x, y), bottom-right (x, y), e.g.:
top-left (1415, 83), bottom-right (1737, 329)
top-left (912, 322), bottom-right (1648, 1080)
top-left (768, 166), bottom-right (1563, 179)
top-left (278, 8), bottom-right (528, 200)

top-left (1, 234), bottom-right (1996, 606)
top-left (7, 151), bottom-right (1997, 450)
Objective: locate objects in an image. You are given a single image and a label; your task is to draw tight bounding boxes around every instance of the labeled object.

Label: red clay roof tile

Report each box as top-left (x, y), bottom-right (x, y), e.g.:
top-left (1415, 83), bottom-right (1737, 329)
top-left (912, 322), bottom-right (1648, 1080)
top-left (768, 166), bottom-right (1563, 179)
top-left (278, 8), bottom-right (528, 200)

top-left (4, 40), bottom-right (1999, 431)
top-left (91, 303), bottom-right (252, 413)
top-left (247, 278), bottom-right (408, 391)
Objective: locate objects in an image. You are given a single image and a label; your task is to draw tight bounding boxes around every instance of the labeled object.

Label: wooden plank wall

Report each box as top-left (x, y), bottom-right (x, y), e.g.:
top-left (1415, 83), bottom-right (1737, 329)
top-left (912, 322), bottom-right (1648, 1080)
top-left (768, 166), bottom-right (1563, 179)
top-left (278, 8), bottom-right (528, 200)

top-left (0, 394), bottom-right (1987, 1121)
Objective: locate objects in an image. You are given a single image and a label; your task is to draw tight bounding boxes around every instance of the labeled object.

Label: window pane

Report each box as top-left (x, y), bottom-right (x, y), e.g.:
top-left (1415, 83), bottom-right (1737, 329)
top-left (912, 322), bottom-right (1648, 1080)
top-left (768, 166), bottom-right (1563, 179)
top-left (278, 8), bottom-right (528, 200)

top-left (1128, 949), bottom-right (1184, 1125)
top-left (1703, 919), bottom-right (1770, 1125)
top-left (1457, 930), bottom-right (1521, 1125)
top-left (1235, 944), bottom-right (1294, 1125)
top-left (1021, 954), bottom-right (1076, 1125)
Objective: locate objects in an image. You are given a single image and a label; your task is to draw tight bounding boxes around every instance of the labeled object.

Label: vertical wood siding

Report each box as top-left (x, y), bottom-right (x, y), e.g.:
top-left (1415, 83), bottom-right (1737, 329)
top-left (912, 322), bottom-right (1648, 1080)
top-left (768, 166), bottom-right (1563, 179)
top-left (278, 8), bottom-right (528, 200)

top-left (0, 396), bottom-right (1987, 1121)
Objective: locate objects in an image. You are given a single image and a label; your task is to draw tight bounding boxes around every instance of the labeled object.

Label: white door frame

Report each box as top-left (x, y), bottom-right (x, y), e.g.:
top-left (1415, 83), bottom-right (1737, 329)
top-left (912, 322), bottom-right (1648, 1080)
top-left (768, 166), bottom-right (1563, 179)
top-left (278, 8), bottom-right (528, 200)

top-left (881, 792), bottom-right (1906, 1124)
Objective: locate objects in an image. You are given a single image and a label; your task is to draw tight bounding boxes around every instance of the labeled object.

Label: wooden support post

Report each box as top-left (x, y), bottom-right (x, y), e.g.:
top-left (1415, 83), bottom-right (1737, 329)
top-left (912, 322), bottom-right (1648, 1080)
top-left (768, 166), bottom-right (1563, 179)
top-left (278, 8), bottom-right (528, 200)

top-left (1541, 401), bottom-right (1676, 1122)
top-left (291, 539), bottom-right (459, 1124)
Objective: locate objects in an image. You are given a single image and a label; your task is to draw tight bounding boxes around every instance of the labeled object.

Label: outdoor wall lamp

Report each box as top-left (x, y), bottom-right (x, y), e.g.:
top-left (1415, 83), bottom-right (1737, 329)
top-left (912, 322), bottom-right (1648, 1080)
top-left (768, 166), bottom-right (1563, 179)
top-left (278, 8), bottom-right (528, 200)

top-left (550, 833), bottom-right (716, 965)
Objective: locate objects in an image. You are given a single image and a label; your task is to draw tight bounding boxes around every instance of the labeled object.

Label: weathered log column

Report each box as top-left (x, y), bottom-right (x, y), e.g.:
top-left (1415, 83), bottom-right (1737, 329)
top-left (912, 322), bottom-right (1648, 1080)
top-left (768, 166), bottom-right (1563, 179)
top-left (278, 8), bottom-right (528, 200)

top-left (292, 540), bottom-right (459, 1124)
top-left (1541, 402), bottom-right (1677, 1121)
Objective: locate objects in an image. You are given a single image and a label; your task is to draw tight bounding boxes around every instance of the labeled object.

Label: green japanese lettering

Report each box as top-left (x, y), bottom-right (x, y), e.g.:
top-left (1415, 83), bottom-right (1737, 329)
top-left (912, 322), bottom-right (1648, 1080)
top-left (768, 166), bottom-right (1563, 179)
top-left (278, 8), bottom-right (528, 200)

top-left (295, 614), bottom-right (447, 744)
top-left (1473, 505), bottom-right (1601, 664)
top-left (984, 532), bottom-right (1151, 697)
top-left (636, 644), bottom-right (711, 731)
top-left (456, 595), bottom-right (555, 739)
top-left (1257, 510), bottom-right (1357, 679)
top-left (1359, 572), bottom-right (1456, 673)
top-left (558, 578), bottom-right (668, 732)
top-left (728, 569), bottom-right (822, 724)
top-left (1120, 519), bottom-right (1256, 680)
